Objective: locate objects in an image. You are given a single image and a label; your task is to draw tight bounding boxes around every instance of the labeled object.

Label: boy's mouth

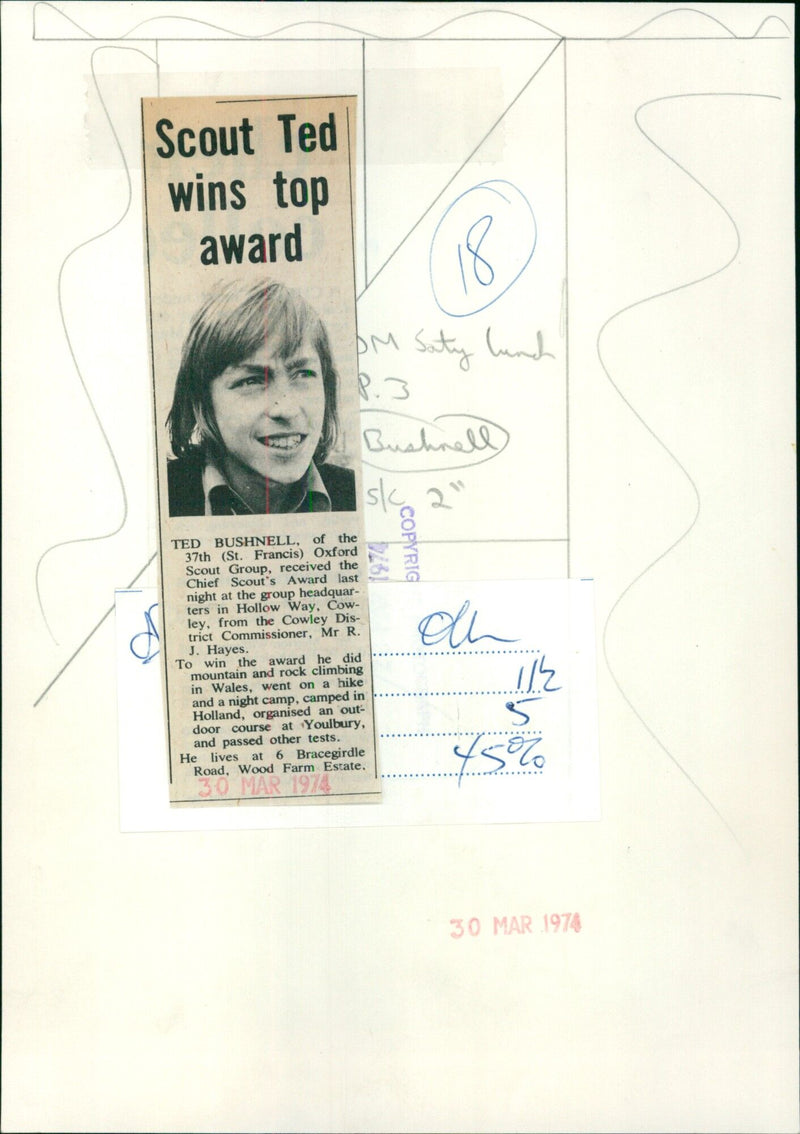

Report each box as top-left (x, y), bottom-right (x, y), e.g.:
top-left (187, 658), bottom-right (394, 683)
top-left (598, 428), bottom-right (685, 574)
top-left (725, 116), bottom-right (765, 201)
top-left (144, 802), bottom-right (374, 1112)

top-left (260, 433), bottom-right (305, 452)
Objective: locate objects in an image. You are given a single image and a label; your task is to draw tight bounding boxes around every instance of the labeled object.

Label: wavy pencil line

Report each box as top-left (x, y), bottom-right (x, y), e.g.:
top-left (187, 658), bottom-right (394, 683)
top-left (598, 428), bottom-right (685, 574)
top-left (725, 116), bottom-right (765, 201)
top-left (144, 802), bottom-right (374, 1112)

top-left (751, 15), bottom-right (791, 38)
top-left (33, 6), bottom-right (381, 41)
top-left (622, 7), bottom-right (734, 38)
top-left (419, 9), bottom-right (561, 38)
top-left (35, 46), bottom-right (155, 642)
top-left (622, 7), bottom-right (789, 39)
top-left (599, 92), bottom-right (779, 848)
top-left (32, 2), bottom-right (562, 41)
top-left (33, 1), bottom-right (790, 42)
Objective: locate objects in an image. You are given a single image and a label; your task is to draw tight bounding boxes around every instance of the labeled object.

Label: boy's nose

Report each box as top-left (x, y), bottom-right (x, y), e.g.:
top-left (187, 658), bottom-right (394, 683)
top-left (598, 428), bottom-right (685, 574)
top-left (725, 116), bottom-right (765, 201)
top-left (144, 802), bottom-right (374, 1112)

top-left (265, 372), bottom-right (299, 417)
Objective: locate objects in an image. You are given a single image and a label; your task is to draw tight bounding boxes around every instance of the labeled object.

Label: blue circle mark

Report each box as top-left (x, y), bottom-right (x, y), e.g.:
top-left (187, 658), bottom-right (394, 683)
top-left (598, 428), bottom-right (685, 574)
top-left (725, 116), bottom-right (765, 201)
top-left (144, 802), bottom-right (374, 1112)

top-left (429, 180), bottom-right (537, 318)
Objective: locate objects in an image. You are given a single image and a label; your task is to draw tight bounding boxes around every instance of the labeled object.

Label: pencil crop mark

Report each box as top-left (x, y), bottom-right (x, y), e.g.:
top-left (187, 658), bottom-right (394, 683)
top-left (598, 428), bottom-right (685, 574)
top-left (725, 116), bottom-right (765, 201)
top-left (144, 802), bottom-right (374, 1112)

top-left (34, 46), bottom-right (155, 642)
top-left (599, 92), bottom-right (779, 849)
top-left (32, 3), bottom-right (561, 42)
top-left (33, 2), bottom-right (790, 42)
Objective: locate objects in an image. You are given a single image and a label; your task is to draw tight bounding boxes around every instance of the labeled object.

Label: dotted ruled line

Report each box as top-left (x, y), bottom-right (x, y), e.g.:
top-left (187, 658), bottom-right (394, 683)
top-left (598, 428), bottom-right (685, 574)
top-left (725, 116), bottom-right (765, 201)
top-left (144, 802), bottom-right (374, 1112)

top-left (378, 729), bottom-right (542, 738)
top-left (380, 771), bottom-right (544, 778)
top-left (375, 690), bottom-right (542, 697)
top-left (372, 649), bottom-right (541, 657)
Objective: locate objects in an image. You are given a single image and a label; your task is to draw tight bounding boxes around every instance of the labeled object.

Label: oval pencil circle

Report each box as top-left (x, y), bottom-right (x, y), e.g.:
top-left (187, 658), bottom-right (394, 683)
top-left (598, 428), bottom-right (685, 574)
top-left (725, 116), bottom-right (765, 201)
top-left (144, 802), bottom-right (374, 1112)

top-left (361, 409), bottom-right (510, 473)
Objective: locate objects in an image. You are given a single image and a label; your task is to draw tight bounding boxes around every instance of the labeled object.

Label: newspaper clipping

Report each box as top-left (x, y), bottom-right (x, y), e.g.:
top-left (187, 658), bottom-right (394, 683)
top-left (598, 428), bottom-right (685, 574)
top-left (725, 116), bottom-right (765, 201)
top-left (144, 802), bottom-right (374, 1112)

top-left (141, 95), bottom-right (380, 806)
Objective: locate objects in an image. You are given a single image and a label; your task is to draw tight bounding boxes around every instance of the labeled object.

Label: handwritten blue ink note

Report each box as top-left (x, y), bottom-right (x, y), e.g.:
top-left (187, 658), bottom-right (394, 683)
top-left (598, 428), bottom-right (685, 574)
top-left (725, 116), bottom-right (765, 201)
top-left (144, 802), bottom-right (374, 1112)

top-left (128, 601), bottom-right (159, 664)
top-left (115, 581), bottom-right (599, 830)
top-left (369, 580), bottom-right (599, 825)
top-left (429, 180), bottom-right (537, 317)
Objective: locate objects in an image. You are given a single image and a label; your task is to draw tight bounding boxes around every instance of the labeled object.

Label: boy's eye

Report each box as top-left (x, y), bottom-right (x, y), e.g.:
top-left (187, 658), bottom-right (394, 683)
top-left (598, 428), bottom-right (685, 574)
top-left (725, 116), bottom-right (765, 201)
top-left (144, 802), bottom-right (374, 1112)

top-left (294, 368), bottom-right (318, 379)
top-left (232, 374), bottom-right (263, 389)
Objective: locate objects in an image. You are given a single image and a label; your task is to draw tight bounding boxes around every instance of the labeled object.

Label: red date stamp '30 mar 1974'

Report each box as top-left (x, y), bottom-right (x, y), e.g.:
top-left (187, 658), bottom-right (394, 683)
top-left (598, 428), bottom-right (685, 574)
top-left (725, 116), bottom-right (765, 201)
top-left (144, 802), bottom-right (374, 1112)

top-left (450, 912), bottom-right (583, 937)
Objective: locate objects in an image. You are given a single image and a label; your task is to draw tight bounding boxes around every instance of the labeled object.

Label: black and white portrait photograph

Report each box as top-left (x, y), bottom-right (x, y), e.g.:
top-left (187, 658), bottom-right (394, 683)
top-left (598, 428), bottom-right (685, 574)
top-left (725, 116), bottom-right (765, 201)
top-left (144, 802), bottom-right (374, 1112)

top-left (167, 277), bottom-right (357, 516)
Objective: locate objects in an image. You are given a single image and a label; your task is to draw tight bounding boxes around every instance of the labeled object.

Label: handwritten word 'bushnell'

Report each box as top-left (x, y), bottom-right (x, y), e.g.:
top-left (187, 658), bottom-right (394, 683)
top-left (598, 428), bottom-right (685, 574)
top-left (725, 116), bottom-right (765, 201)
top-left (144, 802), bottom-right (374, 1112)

top-left (153, 113), bottom-right (338, 266)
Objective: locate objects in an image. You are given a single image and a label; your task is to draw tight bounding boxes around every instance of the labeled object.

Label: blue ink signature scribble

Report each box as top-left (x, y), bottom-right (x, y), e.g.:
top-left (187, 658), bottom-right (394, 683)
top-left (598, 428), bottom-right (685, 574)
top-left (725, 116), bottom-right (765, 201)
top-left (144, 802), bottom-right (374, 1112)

top-left (130, 603), bottom-right (159, 664)
top-left (417, 599), bottom-right (519, 649)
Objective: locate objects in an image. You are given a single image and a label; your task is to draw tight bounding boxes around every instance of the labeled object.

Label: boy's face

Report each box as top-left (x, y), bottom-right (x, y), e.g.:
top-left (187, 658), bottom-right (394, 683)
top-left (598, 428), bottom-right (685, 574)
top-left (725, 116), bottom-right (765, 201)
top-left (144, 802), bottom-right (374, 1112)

top-left (209, 335), bottom-right (326, 488)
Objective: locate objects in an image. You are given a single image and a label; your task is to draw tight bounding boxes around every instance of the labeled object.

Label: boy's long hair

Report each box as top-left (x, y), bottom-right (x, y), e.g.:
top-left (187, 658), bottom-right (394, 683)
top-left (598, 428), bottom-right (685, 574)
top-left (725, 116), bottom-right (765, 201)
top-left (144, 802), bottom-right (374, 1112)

top-left (168, 278), bottom-right (339, 465)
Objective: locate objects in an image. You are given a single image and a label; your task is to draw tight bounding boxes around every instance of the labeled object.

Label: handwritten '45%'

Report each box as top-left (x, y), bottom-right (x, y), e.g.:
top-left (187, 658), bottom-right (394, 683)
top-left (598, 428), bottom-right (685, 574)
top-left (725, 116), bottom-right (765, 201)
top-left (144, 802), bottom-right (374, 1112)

top-left (453, 731), bottom-right (545, 786)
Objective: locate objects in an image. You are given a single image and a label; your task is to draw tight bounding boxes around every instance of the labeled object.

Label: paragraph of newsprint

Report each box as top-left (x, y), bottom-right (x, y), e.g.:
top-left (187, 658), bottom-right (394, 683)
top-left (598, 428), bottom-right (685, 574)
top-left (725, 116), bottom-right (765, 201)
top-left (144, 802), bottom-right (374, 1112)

top-left (142, 93), bottom-right (380, 805)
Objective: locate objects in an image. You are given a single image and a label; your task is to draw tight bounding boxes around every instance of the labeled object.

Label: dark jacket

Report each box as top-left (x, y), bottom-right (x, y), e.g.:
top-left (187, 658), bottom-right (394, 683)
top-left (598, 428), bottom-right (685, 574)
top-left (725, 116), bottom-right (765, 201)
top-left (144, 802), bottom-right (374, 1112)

top-left (166, 450), bottom-right (356, 516)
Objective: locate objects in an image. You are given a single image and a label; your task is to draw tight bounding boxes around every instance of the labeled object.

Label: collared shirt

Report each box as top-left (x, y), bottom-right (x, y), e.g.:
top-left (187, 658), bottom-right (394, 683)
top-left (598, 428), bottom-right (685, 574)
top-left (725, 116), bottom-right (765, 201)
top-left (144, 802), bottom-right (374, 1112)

top-left (202, 459), bottom-right (332, 515)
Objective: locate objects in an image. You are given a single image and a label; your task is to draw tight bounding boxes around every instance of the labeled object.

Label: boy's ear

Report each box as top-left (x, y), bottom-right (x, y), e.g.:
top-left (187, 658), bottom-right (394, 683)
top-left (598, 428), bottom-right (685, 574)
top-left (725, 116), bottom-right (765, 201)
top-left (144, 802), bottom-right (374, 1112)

top-left (192, 402), bottom-right (215, 449)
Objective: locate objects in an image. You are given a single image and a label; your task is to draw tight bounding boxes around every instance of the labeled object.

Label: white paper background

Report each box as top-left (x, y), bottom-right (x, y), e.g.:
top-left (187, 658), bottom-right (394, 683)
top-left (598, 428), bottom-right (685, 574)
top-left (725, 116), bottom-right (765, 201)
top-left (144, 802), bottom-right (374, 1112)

top-left (3, 4), bottom-right (796, 1132)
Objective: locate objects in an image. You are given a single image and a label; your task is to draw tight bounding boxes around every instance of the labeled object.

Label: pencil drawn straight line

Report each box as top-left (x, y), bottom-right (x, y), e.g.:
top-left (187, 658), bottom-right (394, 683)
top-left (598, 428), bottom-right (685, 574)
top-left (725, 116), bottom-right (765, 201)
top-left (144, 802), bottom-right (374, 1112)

top-left (216, 94), bottom-right (348, 104)
top-left (362, 38), bottom-right (368, 288)
top-left (345, 105), bottom-right (357, 298)
top-left (599, 92), bottom-right (780, 850)
top-left (34, 553), bottom-right (158, 707)
top-left (564, 41), bottom-right (571, 579)
top-left (376, 538), bottom-right (568, 546)
top-left (32, 35), bottom-right (793, 43)
top-left (357, 38), bottom-right (564, 301)
top-left (139, 98), bottom-right (173, 780)
top-left (34, 46), bottom-right (156, 643)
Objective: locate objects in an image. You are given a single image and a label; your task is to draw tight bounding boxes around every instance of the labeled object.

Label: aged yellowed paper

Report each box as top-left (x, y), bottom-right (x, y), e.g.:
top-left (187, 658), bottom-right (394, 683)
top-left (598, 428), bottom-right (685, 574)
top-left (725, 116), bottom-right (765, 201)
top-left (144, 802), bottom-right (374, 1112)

top-left (141, 95), bottom-right (380, 805)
